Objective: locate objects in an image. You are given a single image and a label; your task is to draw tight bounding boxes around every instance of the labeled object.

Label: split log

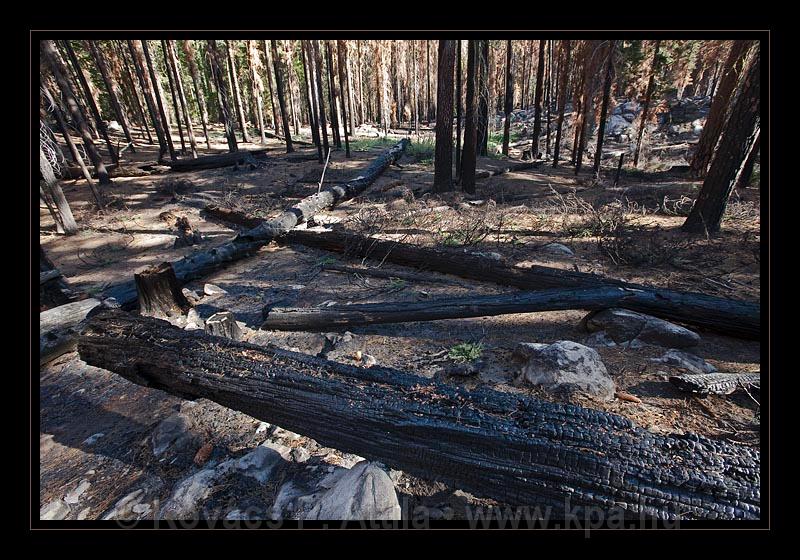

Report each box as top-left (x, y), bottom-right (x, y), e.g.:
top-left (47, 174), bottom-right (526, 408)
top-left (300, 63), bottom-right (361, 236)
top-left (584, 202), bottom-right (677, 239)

top-left (205, 311), bottom-right (242, 341)
top-left (261, 286), bottom-right (653, 331)
top-left (100, 139), bottom-right (410, 308)
top-left (39, 297), bottom-right (102, 365)
top-left (669, 373), bottom-right (761, 396)
top-left (280, 229), bottom-right (760, 339)
top-left (167, 149), bottom-right (269, 172)
top-left (135, 262), bottom-right (192, 320)
top-left (78, 309), bottom-right (760, 520)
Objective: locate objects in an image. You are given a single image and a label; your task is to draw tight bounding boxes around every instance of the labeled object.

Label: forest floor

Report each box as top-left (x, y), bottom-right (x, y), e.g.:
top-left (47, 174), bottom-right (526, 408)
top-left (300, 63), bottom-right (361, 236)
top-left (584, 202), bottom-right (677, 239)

top-left (39, 122), bottom-right (761, 522)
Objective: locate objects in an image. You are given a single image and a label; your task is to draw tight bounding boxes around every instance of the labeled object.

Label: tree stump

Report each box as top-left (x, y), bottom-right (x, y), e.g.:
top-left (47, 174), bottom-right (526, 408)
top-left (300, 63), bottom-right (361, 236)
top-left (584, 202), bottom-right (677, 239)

top-left (135, 262), bottom-right (192, 320)
top-left (205, 311), bottom-right (242, 341)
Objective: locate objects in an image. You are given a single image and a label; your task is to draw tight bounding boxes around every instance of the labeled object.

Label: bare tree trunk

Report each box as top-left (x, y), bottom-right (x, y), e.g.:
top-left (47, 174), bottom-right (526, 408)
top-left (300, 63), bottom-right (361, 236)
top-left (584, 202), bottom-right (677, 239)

top-left (336, 40), bottom-right (351, 157)
top-left (325, 41), bottom-right (341, 148)
top-left (476, 40), bottom-right (489, 157)
top-left (87, 40), bottom-right (135, 151)
top-left (593, 41), bottom-right (616, 178)
top-left (501, 40), bottom-right (514, 156)
top-left (301, 41), bottom-right (323, 162)
top-left (312, 40), bottom-right (330, 154)
top-left (40, 146), bottom-right (78, 234)
top-left (161, 41), bottom-right (186, 154)
top-left (142, 40), bottom-right (178, 161)
top-left (633, 40), bottom-right (661, 168)
top-left (455, 40), bottom-right (462, 181)
top-left (432, 40), bottom-right (456, 192)
top-left (180, 41), bottom-right (211, 150)
top-left (689, 40), bottom-right (754, 178)
top-left (545, 40), bottom-right (553, 157)
top-left (165, 40), bottom-right (197, 158)
top-left (339, 40), bottom-right (355, 135)
top-left (553, 40), bottom-right (571, 168)
top-left (127, 40), bottom-right (168, 159)
top-left (246, 41), bottom-right (267, 144)
top-left (263, 41), bottom-right (281, 135)
top-left (226, 41), bottom-right (250, 143)
top-left (270, 40), bottom-right (294, 153)
top-left (531, 39), bottom-right (546, 158)
top-left (41, 40), bottom-right (112, 184)
top-left (683, 46), bottom-right (759, 235)
top-left (460, 40), bottom-right (479, 194)
top-left (206, 40), bottom-right (239, 152)
top-left (113, 41), bottom-right (152, 143)
top-left (426, 40), bottom-right (432, 122)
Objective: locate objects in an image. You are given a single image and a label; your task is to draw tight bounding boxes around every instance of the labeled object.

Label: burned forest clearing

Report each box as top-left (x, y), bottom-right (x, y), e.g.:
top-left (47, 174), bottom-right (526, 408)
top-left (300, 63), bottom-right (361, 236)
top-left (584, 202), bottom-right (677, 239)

top-left (38, 39), bottom-right (762, 525)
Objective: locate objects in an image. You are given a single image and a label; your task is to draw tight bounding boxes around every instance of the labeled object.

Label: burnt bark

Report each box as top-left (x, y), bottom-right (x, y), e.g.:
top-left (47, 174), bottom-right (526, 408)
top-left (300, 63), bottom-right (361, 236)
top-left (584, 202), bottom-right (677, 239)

top-left (633, 41), bottom-right (661, 168)
top-left (207, 40), bottom-right (239, 152)
top-left (142, 40), bottom-right (178, 161)
top-left (270, 40), bottom-right (294, 153)
top-left (87, 40), bottom-right (136, 151)
top-left (226, 41), bottom-right (251, 143)
top-left (432, 40), bottom-right (456, 192)
top-left (552, 41), bottom-right (571, 168)
top-left (460, 40), bottom-right (478, 194)
top-left (135, 262), bottom-right (192, 320)
top-left (501, 40), bottom-right (514, 156)
top-left (531, 40), bottom-right (546, 158)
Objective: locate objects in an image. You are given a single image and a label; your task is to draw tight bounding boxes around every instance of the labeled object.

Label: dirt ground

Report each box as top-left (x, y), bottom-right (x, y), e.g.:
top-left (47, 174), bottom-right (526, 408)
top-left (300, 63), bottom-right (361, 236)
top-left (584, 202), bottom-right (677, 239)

top-left (39, 122), bottom-right (761, 520)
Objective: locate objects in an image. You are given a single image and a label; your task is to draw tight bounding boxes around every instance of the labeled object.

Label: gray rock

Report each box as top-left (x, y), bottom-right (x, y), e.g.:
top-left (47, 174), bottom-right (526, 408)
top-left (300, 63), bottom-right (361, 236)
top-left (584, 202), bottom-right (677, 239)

top-left (151, 413), bottom-right (197, 458)
top-left (203, 283), bottom-right (228, 296)
top-left (291, 447), bottom-right (311, 463)
top-left (82, 432), bottom-right (105, 446)
top-left (40, 499), bottom-right (70, 520)
top-left (101, 489), bottom-right (145, 520)
top-left (236, 442), bottom-right (291, 484)
top-left (272, 427), bottom-right (302, 442)
top-left (650, 349), bottom-right (716, 374)
top-left (541, 242), bottom-right (574, 256)
top-left (513, 340), bottom-right (615, 400)
top-left (64, 479), bottom-right (91, 505)
top-left (305, 461), bottom-right (401, 520)
top-left (159, 460), bottom-right (235, 519)
top-left (584, 308), bottom-right (700, 348)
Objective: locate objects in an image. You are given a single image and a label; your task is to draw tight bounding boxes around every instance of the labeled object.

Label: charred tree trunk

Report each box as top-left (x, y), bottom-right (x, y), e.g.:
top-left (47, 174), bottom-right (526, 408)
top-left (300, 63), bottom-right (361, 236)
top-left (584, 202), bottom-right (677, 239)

top-left (41, 40), bottom-right (112, 184)
top-left (40, 146), bottom-right (78, 235)
top-left (683, 46), bottom-right (760, 235)
top-left (301, 41), bottom-right (323, 162)
top-left (455, 40), bottom-right (462, 181)
top-left (312, 41), bottom-right (330, 157)
top-left (78, 309), bottom-right (760, 520)
top-left (247, 40), bottom-right (267, 144)
top-left (476, 40), bottom-right (490, 157)
top-left (165, 40), bottom-right (197, 158)
top-left (226, 41), bottom-right (251, 143)
top-left (432, 40), bottom-right (456, 192)
top-left (167, 149), bottom-right (267, 172)
top-left (593, 41), bottom-right (616, 179)
top-left (336, 40), bottom-right (352, 157)
top-left (552, 41), bottom-right (571, 168)
top-left (207, 40), bottom-right (239, 152)
top-left (633, 40), bottom-right (661, 168)
top-left (460, 40), bottom-right (479, 194)
top-left (531, 39), bottom-right (546, 158)
top-left (134, 262), bottom-right (192, 320)
top-left (545, 40), bottom-right (553, 156)
top-left (270, 40), bottom-right (295, 153)
top-left (87, 40), bottom-right (136, 151)
top-left (501, 40), bottom-right (514, 156)
top-left (115, 40), bottom-right (153, 144)
top-left (182, 41), bottom-right (212, 149)
top-left (325, 41), bottom-right (341, 149)
top-left (263, 41), bottom-right (281, 135)
top-left (161, 41), bottom-right (186, 154)
top-left (127, 40), bottom-right (169, 160)
top-left (142, 40), bottom-right (178, 161)
top-left (669, 372), bottom-right (760, 397)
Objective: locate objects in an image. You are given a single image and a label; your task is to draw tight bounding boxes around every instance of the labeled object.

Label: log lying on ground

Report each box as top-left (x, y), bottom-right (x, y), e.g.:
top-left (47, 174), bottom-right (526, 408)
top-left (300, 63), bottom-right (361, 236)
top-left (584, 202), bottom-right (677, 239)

top-left (320, 263), bottom-right (470, 286)
top-left (40, 298), bottom-right (102, 365)
top-left (100, 139), bottom-right (410, 308)
top-left (78, 309), bottom-right (760, 520)
top-left (476, 160), bottom-right (540, 179)
top-left (279, 229), bottom-right (759, 339)
top-left (669, 373), bottom-right (761, 396)
top-left (262, 286), bottom-right (655, 331)
top-left (167, 149), bottom-right (269, 172)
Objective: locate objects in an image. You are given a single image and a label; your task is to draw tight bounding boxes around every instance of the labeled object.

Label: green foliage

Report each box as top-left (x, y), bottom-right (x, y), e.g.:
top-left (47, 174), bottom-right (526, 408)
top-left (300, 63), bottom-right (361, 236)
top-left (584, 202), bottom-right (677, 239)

top-left (448, 342), bottom-right (484, 363)
top-left (349, 137), bottom-right (396, 152)
top-left (406, 138), bottom-right (435, 164)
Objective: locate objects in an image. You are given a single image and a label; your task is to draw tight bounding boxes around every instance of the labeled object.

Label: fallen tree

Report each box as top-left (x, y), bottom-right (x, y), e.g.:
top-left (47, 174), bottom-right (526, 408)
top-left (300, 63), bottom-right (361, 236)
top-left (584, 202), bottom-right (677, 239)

top-left (99, 138), bottom-right (410, 308)
top-left (40, 298), bottom-right (102, 365)
top-left (669, 373), bottom-right (761, 396)
top-left (168, 149), bottom-right (269, 172)
top-left (261, 286), bottom-right (656, 331)
top-left (77, 309), bottom-right (760, 520)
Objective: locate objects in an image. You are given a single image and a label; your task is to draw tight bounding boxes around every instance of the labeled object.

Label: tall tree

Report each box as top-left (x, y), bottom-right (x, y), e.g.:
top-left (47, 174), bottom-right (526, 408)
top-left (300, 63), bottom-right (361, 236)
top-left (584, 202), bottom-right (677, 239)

top-left (325, 41), bottom-right (342, 148)
top-left (683, 45), bottom-right (760, 234)
top-left (426, 40), bottom-right (432, 122)
top-left (312, 41), bottom-right (330, 155)
top-left (501, 40), bottom-right (514, 156)
top-left (142, 40), bottom-right (177, 161)
top-left (552, 40), bottom-right (571, 168)
top-left (226, 41), bottom-right (251, 143)
top-left (127, 40), bottom-right (168, 159)
top-left (182, 41), bottom-right (212, 149)
top-left (87, 40), bottom-right (136, 151)
top-left (206, 40), bottom-right (238, 152)
top-left (166, 40), bottom-right (198, 158)
top-left (476, 40), bottom-right (490, 157)
top-left (161, 40), bottom-right (186, 154)
top-left (114, 40), bottom-right (153, 144)
top-left (246, 41), bottom-right (267, 144)
top-left (545, 40), bottom-right (553, 156)
top-left (413, 41), bottom-right (420, 137)
top-left (263, 41), bottom-right (281, 135)
top-left (301, 41), bottom-right (322, 162)
top-left (336, 40), bottom-right (352, 157)
top-left (689, 40), bottom-right (754, 178)
top-left (455, 40), bottom-right (462, 181)
top-left (531, 39), bottom-right (546, 158)
top-left (633, 40), bottom-right (661, 168)
top-left (40, 146), bottom-right (78, 234)
top-left (338, 40), bottom-right (356, 136)
top-left (432, 40), bottom-right (456, 192)
top-left (270, 40), bottom-right (294, 153)
top-left (41, 40), bottom-right (112, 184)
top-left (593, 40), bottom-right (617, 179)
top-left (460, 40), bottom-right (479, 194)
top-left (61, 41), bottom-right (119, 164)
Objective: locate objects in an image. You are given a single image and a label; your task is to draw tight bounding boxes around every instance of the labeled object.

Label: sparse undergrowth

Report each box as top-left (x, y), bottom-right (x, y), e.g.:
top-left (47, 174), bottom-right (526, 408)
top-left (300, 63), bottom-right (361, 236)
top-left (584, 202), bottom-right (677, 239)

top-left (448, 342), bottom-right (484, 363)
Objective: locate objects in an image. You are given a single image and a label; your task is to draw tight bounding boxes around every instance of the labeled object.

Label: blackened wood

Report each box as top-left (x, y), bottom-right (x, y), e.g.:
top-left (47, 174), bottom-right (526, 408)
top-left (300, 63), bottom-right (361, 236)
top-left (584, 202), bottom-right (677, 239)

top-left (134, 262), bottom-right (191, 320)
top-left (78, 309), bottom-right (760, 520)
top-left (205, 311), bottom-right (242, 341)
top-left (669, 373), bottom-right (760, 396)
top-left (40, 297), bottom-right (102, 365)
top-left (167, 149), bottom-right (268, 172)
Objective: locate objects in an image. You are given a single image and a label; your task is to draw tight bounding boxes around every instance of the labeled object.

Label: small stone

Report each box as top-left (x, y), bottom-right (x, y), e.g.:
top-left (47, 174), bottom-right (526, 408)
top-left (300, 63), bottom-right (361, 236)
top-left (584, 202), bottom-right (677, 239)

top-left (584, 308), bottom-right (700, 348)
top-left (362, 354), bottom-right (377, 368)
top-left (40, 499), bottom-right (70, 520)
top-left (236, 442), bottom-right (292, 483)
top-left (203, 283), bottom-right (227, 296)
top-left (64, 479), bottom-right (91, 505)
top-left (151, 413), bottom-right (197, 459)
top-left (82, 432), bottom-right (104, 446)
top-left (182, 288), bottom-right (203, 305)
top-left (650, 349), bottom-right (716, 374)
top-left (305, 461), bottom-right (401, 520)
top-left (291, 447), bottom-right (311, 463)
top-left (255, 422), bottom-right (271, 434)
top-left (541, 242), bottom-right (574, 256)
top-left (272, 427), bottom-right (302, 441)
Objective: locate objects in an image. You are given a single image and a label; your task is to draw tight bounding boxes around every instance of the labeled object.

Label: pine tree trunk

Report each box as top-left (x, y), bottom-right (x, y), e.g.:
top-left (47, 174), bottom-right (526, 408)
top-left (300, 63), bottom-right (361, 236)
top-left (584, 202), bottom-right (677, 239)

top-left (593, 41), bottom-right (616, 178)
top-left (502, 40), bottom-right (514, 156)
top-left (325, 41), bottom-right (341, 149)
top-left (689, 40), bottom-right (754, 178)
top-left (312, 41), bottom-right (330, 155)
top-left (181, 41), bottom-right (211, 150)
top-left (460, 40), bottom-right (479, 194)
top-left (633, 40), bottom-right (661, 168)
top-left (161, 41), bottom-right (188, 155)
top-left (270, 40), bottom-right (294, 153)
top-left (127, 40), bottom-right (168, 159)
top-left (115, 40), bottom-right (153, 144)
top-left (683, 46), bottom-right (759, 235)
top-left (476, 41), bottom-right (490, 157)
top-left (206, 40), bottom-right (239, 152)
top-left (545, 40), bottom-right (553, 156)
top-left (40, 146), bottom-right (78, 234)
top-left (142, 40), bottom-right (178, 161)
top-left (552, 40), bottom-right (571, 168)
top-left (339, 40), bottom-right (355, 135)
top-left (455, 40), bottom-right (462, 181)
top-left (225, 41), bottom-right (250, 143)
top-left (336, 40), bottom-right (352, 158)
top-left (246, 41), bottom-right (267, 144)
top-left (263, 41), bottom-right (281, 135)
top-left (432, 40), bottom-right (456, 192)
top-left (301, 41), bottom-right (323, 162)
top-left (41, 40), bottom-right (113, 184)
top-left (166, 40), bottom-right (198, 158)
top-left (87, 40), bottom-right (135, 151)
top-left (531, 40), bottom-right (546, 158)
top-left (426, 40), bottom-right (432, 122)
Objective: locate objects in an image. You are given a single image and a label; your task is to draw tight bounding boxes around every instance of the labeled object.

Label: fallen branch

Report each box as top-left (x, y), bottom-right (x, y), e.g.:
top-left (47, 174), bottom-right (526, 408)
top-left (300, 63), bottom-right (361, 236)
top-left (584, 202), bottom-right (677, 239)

top-left (669, 373), bottom-right (761, 396)
top-left (78, 309), bottom-right (760, 520)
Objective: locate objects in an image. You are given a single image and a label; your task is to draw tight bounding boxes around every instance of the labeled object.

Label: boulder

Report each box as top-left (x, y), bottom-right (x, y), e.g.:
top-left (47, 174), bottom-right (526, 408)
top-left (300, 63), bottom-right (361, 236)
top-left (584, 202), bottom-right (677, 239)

top-left (513, 341), bottom-right (615, 400)
top-left (236, 442), bottom-right (292, 484)
top-left (650, 349), bottom-right (716, 375)
top-left (305, 461), bottom-right (401, 520)
top-left (583, 308), bottom-right (700, 348)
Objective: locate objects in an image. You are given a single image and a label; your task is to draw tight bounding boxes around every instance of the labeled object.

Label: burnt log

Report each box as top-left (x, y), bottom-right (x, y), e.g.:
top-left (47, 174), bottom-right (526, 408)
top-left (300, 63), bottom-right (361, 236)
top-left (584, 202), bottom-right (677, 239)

top-left (135, 262), bottom-right (192, 320)
top-left (100, 139), bottom-right (410, 308)
top-left (39, 297), bottom-right (102, 365)
top-left (669, 373), bottom-right (761, 396)
top-left (77, 309), bottom-right (760, 520)
top-left (261, 286), bottom-right (654, 331)
top-left (167, 149), bottom-right (269, 172)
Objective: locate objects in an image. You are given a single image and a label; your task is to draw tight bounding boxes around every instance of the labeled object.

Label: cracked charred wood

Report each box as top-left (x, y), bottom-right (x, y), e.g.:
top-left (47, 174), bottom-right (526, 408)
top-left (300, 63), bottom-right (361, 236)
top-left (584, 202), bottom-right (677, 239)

top-left (135, 262), bottom-right (192, 320)
top-left (167, 149), bottom-right (269, 172)
top-left (320, 263), bottom-right (469, 286)
top-left (100, 139), bottom-right (410, 308)
top-left (261, 287), bottom-right (653, 331)
top-left (669, 373), bottom-right (761, 396)
top-left (78, 309), bottom-right (760, 520)
top-left (279, 229), bottom-right (759, 339)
